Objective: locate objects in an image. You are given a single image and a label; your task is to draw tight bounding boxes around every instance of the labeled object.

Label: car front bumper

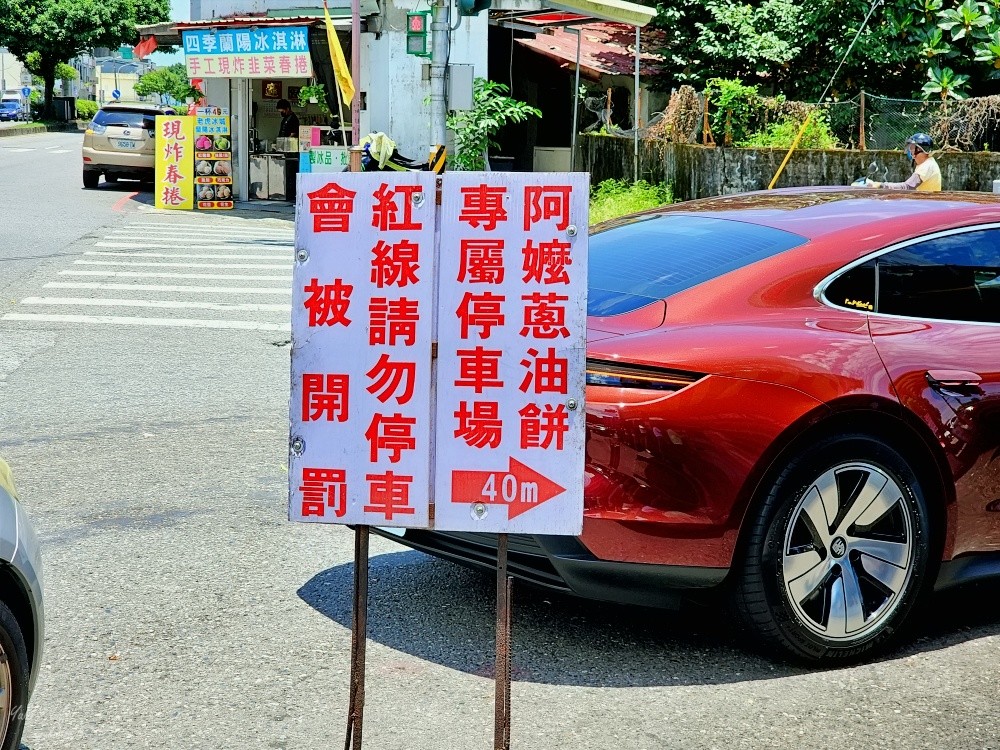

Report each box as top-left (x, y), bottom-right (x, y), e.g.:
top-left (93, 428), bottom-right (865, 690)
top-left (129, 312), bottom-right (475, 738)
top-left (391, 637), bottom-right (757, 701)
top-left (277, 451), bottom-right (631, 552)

top-left (370, 527), bottom-right (728, 609)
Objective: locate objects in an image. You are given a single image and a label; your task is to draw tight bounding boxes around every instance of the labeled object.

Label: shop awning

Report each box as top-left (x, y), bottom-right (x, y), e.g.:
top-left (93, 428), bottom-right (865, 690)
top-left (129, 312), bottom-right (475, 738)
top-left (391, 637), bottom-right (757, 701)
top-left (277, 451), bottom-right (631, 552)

top-left (541, 0), bottom-right (655, 27)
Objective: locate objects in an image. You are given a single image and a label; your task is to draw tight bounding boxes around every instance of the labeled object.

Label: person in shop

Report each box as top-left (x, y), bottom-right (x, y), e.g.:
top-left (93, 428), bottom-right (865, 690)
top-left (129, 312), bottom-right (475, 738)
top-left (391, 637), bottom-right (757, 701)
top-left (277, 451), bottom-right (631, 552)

top-left (277, 99), bottom-right (300, 139)
top-left (276, 99), bottom-right (301, 202)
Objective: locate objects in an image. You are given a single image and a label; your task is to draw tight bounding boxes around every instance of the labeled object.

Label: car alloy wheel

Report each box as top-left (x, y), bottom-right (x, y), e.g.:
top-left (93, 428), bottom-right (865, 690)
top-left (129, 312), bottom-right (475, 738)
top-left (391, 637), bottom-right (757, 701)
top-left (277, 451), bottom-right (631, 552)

top-left (735, 434), bottom-right (933, 663)
top-left (0, 601), bottom-right (27, 750)
top-left (781, 462), bottom-right (913, 642)
top-left (0, 641), bottom-right (10, 743)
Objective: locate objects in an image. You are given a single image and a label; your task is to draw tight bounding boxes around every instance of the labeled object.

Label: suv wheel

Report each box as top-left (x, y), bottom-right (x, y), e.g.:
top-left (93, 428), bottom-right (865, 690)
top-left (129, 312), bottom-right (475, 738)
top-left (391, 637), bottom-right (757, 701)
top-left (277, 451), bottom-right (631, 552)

top-left (735, 434), bottom-right (933, 664)
top-left (83, 170), bottom-right (100, 189)
top-left (0, 601), bottom-right (28, 750)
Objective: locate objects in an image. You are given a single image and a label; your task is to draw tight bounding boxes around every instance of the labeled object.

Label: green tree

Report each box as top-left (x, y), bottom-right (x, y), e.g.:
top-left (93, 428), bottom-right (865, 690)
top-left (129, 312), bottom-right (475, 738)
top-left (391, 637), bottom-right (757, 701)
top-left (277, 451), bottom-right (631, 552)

top-left (134, 63), bottom-right (201, 104)
top-left (0, 0), bottom-right (169, 117)
top-left (446, 79), bottom-right (541, 171)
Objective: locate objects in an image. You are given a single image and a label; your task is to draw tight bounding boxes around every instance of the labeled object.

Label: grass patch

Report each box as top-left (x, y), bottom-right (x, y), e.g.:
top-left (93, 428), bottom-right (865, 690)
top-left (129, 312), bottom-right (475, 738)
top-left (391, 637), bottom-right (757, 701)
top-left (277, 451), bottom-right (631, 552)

top-left (590, 179), bottom-right (672, 225)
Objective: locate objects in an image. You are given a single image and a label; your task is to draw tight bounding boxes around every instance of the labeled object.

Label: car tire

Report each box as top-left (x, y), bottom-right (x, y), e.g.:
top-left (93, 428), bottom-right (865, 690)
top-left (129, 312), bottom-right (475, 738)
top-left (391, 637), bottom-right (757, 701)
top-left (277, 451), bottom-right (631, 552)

top-left (0, 600), bottom-right (28, 750)
top-left (734, 433), bottom-right (934, 664)
top-left (83, 170), bottom-right (100, 189)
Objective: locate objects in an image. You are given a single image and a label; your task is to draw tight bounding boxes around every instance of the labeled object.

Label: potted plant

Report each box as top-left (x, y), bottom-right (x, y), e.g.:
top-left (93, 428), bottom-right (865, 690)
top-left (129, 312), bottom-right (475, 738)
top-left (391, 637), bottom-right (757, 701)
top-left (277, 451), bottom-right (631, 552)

top-left (297, 83), bottom-right (331, 116)
top-left (446, 78), bottom-right (541, 171)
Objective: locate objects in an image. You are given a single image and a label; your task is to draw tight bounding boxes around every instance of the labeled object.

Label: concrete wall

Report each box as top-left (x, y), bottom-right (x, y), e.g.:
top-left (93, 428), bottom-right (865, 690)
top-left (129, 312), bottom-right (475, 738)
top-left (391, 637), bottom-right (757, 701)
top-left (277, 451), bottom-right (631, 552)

top-left (577, 135), bottom-right (1000, 200)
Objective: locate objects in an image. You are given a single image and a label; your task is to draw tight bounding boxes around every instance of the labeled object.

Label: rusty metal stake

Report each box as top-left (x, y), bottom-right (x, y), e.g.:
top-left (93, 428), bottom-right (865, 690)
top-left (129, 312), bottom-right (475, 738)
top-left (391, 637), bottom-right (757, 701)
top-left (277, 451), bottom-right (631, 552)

top-left (345, 525), bottom-right (369, 750)
top-left (494, 533), bottom-right (512, 750)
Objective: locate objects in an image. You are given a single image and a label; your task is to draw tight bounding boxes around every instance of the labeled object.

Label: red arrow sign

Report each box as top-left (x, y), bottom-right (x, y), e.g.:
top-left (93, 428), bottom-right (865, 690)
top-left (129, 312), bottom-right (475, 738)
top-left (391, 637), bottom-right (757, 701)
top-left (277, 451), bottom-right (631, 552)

top-left (451, 458), bottom-right (566, 519)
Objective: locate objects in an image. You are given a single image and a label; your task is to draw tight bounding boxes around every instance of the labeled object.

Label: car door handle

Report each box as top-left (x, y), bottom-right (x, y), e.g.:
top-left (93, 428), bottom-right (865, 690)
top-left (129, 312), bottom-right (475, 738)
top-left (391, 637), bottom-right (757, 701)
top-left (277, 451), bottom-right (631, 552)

top-left (926, 370), bottom-right (983, 389)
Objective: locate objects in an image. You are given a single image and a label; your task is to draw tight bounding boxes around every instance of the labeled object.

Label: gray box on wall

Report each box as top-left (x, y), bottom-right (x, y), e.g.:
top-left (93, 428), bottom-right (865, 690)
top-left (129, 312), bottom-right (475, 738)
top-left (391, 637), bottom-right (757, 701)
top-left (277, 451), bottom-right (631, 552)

top-left (447, 64), bottom-right (475, 112)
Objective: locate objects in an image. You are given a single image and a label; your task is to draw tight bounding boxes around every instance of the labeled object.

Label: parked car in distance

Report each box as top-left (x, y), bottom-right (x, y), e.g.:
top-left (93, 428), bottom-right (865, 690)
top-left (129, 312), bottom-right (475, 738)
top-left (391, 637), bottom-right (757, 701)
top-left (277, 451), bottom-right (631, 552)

top-left (82, 101), bottom-right (176, 188)
top-left (374, 188), bottom-right (1000, 665)
top-left (0, 101), bottom-right (25, 122)
top-left (0, 458), bottom-right (44, 749)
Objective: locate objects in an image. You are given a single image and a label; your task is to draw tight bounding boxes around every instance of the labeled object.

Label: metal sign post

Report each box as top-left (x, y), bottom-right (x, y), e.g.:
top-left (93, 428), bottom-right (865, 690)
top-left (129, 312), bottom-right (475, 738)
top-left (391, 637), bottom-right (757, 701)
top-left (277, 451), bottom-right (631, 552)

top-left (290, 171), bottom-right (589, 749)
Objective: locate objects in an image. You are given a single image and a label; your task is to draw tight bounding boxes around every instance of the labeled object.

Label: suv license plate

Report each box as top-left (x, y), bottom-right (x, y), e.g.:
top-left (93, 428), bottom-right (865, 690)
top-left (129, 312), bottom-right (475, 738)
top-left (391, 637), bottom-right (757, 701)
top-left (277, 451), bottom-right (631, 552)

top-left (114, 139), bottom-right (140, 149)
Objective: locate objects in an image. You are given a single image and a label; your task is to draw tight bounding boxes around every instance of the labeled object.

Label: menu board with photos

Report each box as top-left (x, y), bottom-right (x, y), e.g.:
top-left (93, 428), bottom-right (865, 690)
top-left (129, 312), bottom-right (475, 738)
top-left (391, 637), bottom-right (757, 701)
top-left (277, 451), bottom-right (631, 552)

top-left (194, 107), bottom-right (233, 210)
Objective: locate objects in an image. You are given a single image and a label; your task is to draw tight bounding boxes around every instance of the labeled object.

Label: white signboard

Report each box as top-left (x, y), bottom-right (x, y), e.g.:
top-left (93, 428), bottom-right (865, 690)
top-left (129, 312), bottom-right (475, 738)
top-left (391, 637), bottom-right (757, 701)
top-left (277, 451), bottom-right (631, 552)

top-left (290, 172), bottom-right (437, 526)
top-left (432, 174), bottom-right (588, 534)
top-left (289, 172), bottom-right (588, 535)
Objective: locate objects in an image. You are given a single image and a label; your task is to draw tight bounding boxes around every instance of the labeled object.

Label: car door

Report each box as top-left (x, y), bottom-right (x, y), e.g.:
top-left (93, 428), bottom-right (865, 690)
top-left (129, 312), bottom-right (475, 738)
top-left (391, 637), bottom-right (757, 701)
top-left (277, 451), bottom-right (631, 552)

top-left (860, 228), bottom-right (1000, 556)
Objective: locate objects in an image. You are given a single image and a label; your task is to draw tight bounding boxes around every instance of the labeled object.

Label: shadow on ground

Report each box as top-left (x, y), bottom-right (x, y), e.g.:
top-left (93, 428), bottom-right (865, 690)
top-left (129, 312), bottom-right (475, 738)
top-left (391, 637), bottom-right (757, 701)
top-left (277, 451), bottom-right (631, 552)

top-left (298, 549), bottom-right (1000, 688)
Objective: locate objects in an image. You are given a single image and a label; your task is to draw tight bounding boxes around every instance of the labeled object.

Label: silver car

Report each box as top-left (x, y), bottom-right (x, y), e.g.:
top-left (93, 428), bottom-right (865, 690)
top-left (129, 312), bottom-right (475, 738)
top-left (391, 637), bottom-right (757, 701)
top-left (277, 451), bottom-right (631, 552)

top-left (0, 458), bottom-right (44, 749)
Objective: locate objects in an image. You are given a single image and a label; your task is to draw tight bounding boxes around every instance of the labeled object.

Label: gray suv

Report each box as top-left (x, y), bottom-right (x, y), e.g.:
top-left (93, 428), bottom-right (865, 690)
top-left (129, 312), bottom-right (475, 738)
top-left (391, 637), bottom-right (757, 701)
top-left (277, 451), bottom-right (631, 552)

top-left (0, 458), bottom-right (44, 749)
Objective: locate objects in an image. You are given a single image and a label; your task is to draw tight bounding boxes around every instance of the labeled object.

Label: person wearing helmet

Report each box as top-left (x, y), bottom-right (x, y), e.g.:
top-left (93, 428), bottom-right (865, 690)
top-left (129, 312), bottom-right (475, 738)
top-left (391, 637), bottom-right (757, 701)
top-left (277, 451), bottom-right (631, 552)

top-left (866, 133), bottom-right (941, 191)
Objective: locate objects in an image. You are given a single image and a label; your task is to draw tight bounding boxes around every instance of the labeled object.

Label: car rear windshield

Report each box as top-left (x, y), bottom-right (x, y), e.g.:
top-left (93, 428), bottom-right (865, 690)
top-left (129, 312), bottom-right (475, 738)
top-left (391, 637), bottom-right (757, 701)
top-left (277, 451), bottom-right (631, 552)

top-left (93, 109), bottom-right (160, 130)
top-left (588, 214), bottom-right (809, 316)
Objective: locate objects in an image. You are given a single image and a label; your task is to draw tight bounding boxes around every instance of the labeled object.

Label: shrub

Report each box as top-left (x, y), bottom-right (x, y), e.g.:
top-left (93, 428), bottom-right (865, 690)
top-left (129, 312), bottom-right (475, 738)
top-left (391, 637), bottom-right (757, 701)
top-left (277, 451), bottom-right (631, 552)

top-left (76, 99), bottom-right (98, 121)
top-left (590, 179), bottom-right (672, 225)
top-left (739, 111), bottom-right (839, 149)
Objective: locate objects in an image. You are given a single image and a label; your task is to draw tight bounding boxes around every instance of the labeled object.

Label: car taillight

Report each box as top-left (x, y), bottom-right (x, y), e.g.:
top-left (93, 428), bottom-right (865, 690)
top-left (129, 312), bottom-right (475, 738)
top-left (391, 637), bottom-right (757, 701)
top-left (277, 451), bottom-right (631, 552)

top-left (91, 123), bottom-right (106, 135)
top-left (585, 358), bottom-right (705, 392)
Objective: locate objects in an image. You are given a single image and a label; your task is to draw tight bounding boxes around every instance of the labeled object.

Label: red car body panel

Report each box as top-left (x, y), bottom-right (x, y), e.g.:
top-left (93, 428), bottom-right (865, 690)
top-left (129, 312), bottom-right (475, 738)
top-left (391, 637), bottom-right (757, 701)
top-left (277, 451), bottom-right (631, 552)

top-left (581, 190), bottom-right (1000, 572)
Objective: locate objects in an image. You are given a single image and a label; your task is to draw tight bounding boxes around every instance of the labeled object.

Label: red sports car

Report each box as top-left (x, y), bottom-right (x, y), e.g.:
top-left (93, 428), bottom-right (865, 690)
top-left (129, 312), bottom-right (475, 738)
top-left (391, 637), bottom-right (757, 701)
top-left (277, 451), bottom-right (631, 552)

top-left (374, 188), bottom-right (1000, 663)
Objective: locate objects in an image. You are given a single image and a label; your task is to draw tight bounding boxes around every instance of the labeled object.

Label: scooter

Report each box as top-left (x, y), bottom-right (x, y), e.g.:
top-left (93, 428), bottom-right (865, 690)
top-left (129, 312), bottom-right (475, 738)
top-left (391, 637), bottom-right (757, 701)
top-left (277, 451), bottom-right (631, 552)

top-left (851, 159), bottom-right (888, 187)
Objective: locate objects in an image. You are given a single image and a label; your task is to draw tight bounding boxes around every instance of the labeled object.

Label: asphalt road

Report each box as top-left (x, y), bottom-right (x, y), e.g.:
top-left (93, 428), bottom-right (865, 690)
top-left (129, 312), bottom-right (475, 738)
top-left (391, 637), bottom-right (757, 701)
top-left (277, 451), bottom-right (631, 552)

top-left (1, 130), bottom-right (1000, 750)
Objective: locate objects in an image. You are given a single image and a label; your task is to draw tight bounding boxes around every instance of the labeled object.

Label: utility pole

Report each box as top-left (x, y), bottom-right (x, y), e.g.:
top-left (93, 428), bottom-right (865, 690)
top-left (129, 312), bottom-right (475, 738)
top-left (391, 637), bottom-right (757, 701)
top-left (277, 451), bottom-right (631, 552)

top-left (429, 0), bottom-right (450, 155)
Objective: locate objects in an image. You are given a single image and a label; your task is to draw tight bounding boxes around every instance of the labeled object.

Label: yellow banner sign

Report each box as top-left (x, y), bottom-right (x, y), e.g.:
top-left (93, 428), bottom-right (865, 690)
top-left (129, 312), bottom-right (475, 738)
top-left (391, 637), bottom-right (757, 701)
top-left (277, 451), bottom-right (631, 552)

top-left (154, 116), bottom-right (195, 210)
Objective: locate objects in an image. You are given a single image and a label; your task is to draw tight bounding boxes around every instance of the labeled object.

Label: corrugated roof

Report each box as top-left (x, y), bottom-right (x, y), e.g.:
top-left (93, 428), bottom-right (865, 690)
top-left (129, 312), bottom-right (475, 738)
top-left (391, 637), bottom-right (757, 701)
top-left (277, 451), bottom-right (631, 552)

top-left (515, 23), bottom-right (666, 79)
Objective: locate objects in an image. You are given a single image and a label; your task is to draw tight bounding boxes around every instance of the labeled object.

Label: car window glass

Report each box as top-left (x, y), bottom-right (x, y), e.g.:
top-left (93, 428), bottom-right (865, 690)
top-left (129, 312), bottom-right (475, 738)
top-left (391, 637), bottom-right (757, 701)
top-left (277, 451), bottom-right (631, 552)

top-left (588, 215), bottom-right (808, 316)
top-left (825, 260), bottom-right (876, 312)
top-left (93, 109), bottom-right (157, 130)
top-left (877, 230), bottom-right (1000, 324)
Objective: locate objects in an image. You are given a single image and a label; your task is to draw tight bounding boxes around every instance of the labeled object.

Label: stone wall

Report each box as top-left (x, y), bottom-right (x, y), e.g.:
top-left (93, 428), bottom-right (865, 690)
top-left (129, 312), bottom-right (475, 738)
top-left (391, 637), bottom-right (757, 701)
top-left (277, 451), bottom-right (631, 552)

top-left (576, 135), bottom-right (1000, 201)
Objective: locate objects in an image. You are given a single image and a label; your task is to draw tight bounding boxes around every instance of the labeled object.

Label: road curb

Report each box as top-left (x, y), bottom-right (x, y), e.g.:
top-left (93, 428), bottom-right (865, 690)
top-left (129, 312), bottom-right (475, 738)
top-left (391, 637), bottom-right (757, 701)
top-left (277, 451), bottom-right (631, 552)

top-left (0, 125), bottom-right (48, 138)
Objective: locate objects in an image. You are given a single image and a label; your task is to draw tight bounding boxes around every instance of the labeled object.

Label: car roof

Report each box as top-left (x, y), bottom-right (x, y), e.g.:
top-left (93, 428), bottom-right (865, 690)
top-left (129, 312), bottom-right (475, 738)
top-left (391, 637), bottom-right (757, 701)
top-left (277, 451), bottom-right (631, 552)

top-left (613, 188), bottom-right (1000, 241)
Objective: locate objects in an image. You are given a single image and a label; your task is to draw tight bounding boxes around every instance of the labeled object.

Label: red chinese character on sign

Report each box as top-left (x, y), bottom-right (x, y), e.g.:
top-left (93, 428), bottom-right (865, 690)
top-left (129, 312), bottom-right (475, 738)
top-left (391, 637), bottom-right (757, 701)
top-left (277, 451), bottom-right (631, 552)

top-left (455, 346), bottom-right (504, 393)
top-left (248, 57), bottom-right (261, 75)
top-left (524, 185), bottom-right (571, 230)
top-left (279, 55), bottom-right (292, 74)
top-left (522, 239), bottom-right (572, 284)
top-left (365, 413), bottom-right (417, 463)
top-left (454, 401), bottom-right (502, 448)
top-left (263, 55), bottom-right (276, 74)
top-left (458, 239), bottom-right (505, 284)
top-left (519, 347), bottom-right (568, 394)
top-left (188, 57), bottom-right (202, 74)
top-left (366, 353), bottom-right (416, 405)
top-left (369, 297), bottom-right (419, 346)
top-left (160, 186), bottom-right (184, 206)
top-left (518, 403), bottom-right (569, 449)
top-left (303, 277), bottom-right (353, 326)
top-left (371, 240), bottom-right (420, 287)
top-left (299, 467), bottom-right (348, 518)
top-left (520, 292), bottom-right (570, 339)
top-left (302, 373), bottom-right (350, 422)
top-left (372, 183), bottom-right (423, 231)
top-left (457, 291), bottom-right (505, 340)
top-left (295, 55), bottom-right (310, 74)
top-left (459, 184), bottom-right (508, 230)
top-left (164, 163), bottom-right (185, 185)
top-left (162, 119), bottom-right (186, 140)
top-left (308, 183), bottom-right (357, 233)
top-left (233, 57), bottom-right (246, 74)
top-left (162, 142), bottom-right (185, 162)
top-left (219, 57), bottom-right (231, 75)
top-left (364, 471), bottom-right (415, 520)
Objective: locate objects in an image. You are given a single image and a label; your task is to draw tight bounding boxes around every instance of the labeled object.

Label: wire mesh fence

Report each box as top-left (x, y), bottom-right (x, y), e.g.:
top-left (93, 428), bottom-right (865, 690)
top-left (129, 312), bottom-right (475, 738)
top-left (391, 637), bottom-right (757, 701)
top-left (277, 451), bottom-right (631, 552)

top-left (635, 89), bottom-right (1000, 152)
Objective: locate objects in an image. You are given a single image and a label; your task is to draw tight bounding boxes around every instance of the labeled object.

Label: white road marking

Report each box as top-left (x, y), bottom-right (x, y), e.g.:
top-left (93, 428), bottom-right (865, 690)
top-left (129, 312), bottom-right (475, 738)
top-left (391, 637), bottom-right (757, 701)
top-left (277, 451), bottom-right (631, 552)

top-left (106, 228), bottom-right (294, 239)
top-left (21, 296), bottom-right (291, 312)
top-left (45, 282), bottom-right (291, 295)
top-left (59, 270), bottom-right (292, 281)
top-left (95, 241), bottom-right (293, 250)
top-left (120, 221), bottom-right (293, 231)
top-left (74, 259), bottom-right (291, 270)
top-left (48, 149), bottom-right (71, 154)
top-left (85, 251), bottom-right (290, 261)
top-left (4, 147), bottom-right (34, 152)
top-left (1, 312), bottom-right (290, 332)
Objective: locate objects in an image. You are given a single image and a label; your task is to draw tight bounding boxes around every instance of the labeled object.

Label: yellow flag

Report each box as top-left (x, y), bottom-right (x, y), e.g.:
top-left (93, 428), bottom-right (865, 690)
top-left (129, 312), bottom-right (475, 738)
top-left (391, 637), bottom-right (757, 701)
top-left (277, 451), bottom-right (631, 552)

top-left (324, 0), bottom-right (355, 103)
